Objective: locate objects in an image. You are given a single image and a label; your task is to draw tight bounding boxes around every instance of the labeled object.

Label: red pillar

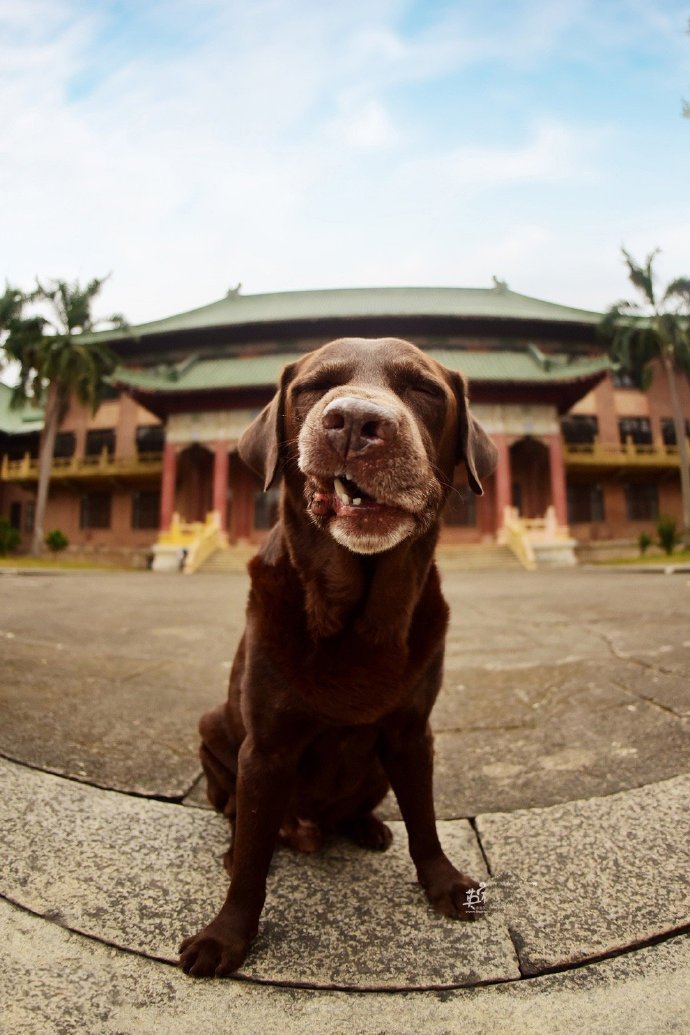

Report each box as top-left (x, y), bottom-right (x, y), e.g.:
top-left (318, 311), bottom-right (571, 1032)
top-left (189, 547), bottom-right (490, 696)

top-left (160, 441), bottom-right (177, 531)
top-left (213, 440), bottom-right (229, 530)
top-left (547, 433), bottom-right (568, 526)
top-left (233, 461), bottom-right (254, 540)
top-left (493, 433), bottom-right (512, 530)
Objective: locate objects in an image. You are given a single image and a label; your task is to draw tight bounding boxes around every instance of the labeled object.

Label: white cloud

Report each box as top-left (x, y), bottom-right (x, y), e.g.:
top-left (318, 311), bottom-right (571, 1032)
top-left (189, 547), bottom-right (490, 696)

top-left (332, 99), bottom-right (400, 149)
top-left (0, 0), bottom-right (688, 328)
top-left (401, 120), bottom-right (600, 194)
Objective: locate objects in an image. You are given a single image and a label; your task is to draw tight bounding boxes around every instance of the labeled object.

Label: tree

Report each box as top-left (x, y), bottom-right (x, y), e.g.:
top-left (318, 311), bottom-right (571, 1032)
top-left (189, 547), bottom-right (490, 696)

top-left (599, 249), bottom-right (690, 547)
top-left (0, 284), bottom-right (24, 336)
top-left (1, 277), bottom-right (126, 555)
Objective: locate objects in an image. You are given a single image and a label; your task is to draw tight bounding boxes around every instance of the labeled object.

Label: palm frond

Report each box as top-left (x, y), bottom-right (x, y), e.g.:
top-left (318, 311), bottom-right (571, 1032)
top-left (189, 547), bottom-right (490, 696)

top-left (662, 278), bottom-right (690, 309)
top-left (621, 247), bottom-right (658, 308)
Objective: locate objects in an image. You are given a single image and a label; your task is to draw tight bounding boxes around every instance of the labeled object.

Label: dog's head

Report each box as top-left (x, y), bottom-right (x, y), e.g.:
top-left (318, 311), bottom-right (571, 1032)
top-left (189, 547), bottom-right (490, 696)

top-left (239, 337), bottom-right (497, 555)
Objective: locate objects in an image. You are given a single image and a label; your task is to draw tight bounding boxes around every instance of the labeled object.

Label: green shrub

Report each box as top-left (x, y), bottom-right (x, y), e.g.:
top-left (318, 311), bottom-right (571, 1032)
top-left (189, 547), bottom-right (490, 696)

top-left (45, 529), bottom-right (69, 553)
top-left (656, 516), bottom-right (679, 556)
top-left (0, 518), bottom-right (20, 555)
top-left (638, 531), bottom-right (652, 556)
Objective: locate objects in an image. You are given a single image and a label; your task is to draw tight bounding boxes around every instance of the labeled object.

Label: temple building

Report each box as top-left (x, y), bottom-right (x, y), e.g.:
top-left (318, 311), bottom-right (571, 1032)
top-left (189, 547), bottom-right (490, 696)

top-left (1, 284), bottom-right (689, 568)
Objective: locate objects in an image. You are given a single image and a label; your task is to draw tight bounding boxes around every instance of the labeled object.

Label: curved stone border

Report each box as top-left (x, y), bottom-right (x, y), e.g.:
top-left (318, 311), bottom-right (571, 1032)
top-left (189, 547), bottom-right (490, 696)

top-left (2, 756), bottom-right (688, 991)
top-left (0, 758), bottom-right (518, 990)
top-left (3, 898), bottom-right (690, 1035)
top-left (475, 772), bottom-right (690, 974)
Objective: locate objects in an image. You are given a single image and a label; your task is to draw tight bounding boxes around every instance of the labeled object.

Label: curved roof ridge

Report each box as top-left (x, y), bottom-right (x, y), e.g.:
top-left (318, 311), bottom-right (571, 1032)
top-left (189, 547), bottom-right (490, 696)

top-left (109, 285), bottom-right (603, 339)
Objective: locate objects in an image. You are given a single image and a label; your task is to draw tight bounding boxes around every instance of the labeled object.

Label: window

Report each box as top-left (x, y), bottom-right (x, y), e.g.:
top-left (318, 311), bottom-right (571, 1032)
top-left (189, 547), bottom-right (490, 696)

top-left (6, 434), bottom-right (39, 461)
top-left (661, 418), bottom-right (690, 446)
top-left (618, 417), bottom-right (652, 446)
top-left (567, 483), bottom-right (605, 524)
top-left (561, 415), bottom-right (598, 445)
top-left (132, 490), bottom-right (160, 529)
top-left (85, 428), bottom-right (115, 458)
top-left (624, 483), bottom-right (659, 522)
top-left (9, 502), bottom-right (21, 530)
top-left (253, 488), bottom-right (280, 530)
top-left (53, 431), bottom-right (76, 458)
top-left (136, 425), bottom-right (165, 455)
top-left (444, 488), bottom-right (477, 527)
top-left (80, 492), bottom-right (112, 529)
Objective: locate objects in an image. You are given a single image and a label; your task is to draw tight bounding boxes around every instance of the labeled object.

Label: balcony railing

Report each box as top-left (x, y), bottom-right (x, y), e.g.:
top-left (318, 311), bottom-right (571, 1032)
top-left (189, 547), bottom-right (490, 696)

top-left (563, 437), bottom-right (687, 468)
top-left (0, 448), bottom-right (163, 482)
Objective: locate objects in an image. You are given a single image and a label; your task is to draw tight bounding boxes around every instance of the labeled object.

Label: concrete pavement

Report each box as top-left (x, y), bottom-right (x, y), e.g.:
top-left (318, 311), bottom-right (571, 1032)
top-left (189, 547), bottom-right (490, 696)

top-left (1, 566), bottom-right (689, 1032)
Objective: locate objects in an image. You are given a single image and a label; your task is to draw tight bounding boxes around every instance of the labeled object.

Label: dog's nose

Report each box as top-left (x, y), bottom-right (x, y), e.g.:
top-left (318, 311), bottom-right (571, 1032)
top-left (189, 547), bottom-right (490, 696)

top-left (322, 396), bottom-right (398, 459)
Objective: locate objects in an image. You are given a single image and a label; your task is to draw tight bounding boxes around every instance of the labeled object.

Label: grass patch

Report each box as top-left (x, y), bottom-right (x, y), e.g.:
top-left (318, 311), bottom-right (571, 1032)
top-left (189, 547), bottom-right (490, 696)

top-left (0, 555), bottom-right (129, 571)
top-left (597, 549), bottom-right (690, 566)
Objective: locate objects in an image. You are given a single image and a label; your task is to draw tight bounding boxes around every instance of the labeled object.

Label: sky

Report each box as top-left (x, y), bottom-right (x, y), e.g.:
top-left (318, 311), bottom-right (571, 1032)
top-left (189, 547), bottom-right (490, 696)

top-left (1, 0), bottom-right (690, 327)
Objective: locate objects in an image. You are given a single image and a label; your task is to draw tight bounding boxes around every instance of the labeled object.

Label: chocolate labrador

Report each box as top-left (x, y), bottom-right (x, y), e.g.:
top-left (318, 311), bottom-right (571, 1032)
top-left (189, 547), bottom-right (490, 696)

top-left (179, 336), bottom-right (497, 977)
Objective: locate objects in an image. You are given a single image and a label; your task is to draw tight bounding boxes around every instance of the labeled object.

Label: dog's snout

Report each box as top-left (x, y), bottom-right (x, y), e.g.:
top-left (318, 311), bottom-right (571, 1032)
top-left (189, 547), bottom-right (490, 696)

top-left (322, 395), bottom-right (398, 459)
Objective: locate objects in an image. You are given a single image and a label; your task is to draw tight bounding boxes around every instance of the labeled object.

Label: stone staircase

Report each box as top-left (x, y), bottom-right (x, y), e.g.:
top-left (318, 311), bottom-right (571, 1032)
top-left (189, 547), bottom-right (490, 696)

top-left (199, 543), bottom-right (522, 573)
top-left (436, 544), bottom-right (523, 571)
top-left (197, 545), bottom-right (257, 573)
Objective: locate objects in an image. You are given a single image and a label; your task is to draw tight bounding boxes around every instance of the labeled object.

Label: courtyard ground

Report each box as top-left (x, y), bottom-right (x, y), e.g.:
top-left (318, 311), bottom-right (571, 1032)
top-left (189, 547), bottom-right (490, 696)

top-left (1, 564), bottom-right (688, 1033)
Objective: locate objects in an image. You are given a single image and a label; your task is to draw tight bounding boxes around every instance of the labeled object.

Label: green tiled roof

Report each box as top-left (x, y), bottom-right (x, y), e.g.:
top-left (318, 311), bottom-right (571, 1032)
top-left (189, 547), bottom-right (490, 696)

top-left (114, 348), bottom-right (610, 394)
top-left (100, 285), bottom-right (603, 341)
top-left (0, 383), bottom-right (44, 434)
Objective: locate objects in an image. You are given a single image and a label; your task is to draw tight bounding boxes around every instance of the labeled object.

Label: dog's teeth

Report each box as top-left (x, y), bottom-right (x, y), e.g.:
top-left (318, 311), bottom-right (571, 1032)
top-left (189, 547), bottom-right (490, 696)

top-left (353, 498), bottom-right (362, 506)
top-left (334, 477), bottom-right (352, 505)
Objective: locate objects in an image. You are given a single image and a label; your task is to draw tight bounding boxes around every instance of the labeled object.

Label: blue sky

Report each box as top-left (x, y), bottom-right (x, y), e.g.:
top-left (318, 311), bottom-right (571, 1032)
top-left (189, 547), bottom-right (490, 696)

top-left (1, 0), bottom-right (689, 324)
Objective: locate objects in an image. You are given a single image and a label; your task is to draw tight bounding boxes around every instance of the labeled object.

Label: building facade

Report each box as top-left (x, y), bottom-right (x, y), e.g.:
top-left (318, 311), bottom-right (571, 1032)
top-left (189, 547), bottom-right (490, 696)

top-left (2, 285), bottom-right (689, 564)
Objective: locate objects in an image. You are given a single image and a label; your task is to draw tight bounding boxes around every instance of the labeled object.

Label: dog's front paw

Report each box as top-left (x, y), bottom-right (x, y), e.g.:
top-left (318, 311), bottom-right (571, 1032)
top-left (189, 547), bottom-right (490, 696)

top-left (421, 861), bottom-right (486, 921)
top-left (179, 922), bottom-right (250, 978)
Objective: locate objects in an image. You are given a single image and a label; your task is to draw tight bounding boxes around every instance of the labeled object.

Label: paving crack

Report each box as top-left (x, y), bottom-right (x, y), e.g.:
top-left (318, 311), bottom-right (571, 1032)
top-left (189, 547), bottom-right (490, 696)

top-left (179, 769), bottom-right (205, 803)
top-left (0, 751), bottom-right (188, 804)
top-left (515, 922), bottom-right (690, 981)
top-left (593, 631), bottom-right (688, 718)
top-left (610, 679), bottom-right (687, 720)
top-left (435, 722), bottom-right (537, 735)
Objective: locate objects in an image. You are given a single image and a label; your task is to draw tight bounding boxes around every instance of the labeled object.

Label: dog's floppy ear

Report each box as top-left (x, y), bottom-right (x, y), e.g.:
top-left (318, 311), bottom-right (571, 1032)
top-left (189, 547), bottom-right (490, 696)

top-left (238, 362), bottom-right (297, 491)
top-left (451, 373), bottom-right (498, 496)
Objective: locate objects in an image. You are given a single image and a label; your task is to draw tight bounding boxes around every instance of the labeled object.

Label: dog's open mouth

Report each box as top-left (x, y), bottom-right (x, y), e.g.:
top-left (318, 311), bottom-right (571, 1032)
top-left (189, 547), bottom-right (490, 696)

top-left (311, 474), bottom-right (396, 517)
top-left (306, 471), bottom-right (418, 553)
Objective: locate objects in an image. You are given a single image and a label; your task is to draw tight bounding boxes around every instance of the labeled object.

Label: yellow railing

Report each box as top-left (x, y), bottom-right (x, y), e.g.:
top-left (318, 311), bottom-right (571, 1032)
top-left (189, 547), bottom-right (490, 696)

top-left (157, 511), bottom-right (227, 574)
top-left (500, 507), bottom-right (537, 571)
top-left (1, 449), bottom-right (163, 481)
top-left (564, 437), bottom-right (686, 468)
top-left (499, 506), bottom-right (576, 569)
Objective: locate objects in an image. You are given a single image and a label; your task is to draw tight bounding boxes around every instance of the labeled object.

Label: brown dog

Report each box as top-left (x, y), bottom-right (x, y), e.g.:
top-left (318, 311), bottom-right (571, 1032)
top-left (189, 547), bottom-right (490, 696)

top-left (179, 336), bottom-right (497, 978)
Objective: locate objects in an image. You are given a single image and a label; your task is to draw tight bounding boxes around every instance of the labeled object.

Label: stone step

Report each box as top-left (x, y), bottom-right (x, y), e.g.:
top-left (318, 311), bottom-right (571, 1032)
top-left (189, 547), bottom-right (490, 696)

top-left (437, 544), bottom-right (523, 571)
top-left (3, 755), bottom-right (688, 989)
top-left (199, 544), bottom-right (523, 573)
top-left (3, 895), bottom-right (689, 1035)
top-left (0, 757), bottom-right (516, 990)
top-left (197, 547), bottom-right (256, 573)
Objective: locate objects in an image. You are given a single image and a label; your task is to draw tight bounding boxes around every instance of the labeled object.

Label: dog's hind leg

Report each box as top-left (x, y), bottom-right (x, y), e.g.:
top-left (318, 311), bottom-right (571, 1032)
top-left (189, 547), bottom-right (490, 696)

top-left (332, 768), bottom-right (393, 851)
top-left (339, 812), bottom-right (393, 851)
top-left (199, 704), bottom-right (239, 818)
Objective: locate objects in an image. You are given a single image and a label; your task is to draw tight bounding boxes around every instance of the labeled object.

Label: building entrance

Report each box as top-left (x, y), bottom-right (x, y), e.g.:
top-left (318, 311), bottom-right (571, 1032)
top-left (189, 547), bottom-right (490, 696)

top-left (509, 437), bottom-right (551, 518)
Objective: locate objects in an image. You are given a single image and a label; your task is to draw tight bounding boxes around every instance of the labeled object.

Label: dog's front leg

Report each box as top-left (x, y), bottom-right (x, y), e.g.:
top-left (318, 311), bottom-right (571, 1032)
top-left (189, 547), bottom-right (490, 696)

top-left (179, 734), bottom-right (300, 977)
top-left (380, 717), bottom-right (482, 921)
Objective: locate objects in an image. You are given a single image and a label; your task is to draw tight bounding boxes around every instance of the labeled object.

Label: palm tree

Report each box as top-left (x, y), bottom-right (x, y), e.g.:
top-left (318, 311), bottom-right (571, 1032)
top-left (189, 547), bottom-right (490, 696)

top-left (0, 284), bottom-right (24, 334)
top-left (2, 277), bottom-right (126, 555)
top-left (600, 249), bottom-right (690, 547)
